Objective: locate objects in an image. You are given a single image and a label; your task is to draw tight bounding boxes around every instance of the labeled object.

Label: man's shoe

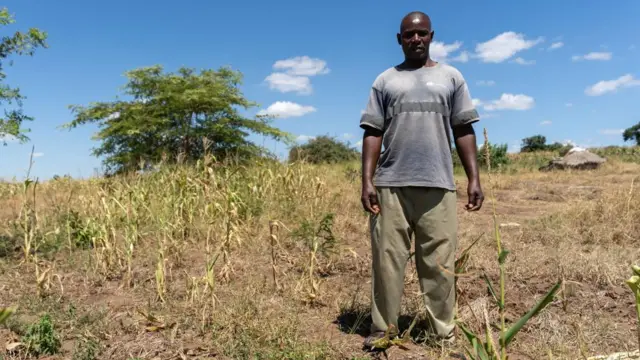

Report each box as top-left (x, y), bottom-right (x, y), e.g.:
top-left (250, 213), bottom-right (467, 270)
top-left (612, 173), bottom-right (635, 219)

top-left (362, 331), bottom-right (387, 349)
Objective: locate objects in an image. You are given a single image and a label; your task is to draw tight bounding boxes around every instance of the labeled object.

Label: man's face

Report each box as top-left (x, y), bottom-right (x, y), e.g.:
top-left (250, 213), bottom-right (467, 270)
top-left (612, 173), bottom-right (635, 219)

top-left (397, 16), bottom-right (434, 61)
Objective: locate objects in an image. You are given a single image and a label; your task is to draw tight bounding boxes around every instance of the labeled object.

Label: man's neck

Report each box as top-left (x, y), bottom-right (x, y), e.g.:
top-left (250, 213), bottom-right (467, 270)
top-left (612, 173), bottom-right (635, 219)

top-left (402, 57), bottom-right (437, 69)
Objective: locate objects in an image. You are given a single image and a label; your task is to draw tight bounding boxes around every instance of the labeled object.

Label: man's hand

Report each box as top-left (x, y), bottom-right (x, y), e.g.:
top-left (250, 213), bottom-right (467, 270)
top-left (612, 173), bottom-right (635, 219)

top-left (361, 181), bottom-right (380, 214)
top-left (465, 179), bottom-right (484, 211)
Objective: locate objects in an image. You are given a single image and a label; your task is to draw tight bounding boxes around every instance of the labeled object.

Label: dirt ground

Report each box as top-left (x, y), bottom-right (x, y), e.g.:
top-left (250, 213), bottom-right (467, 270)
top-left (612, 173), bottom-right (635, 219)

top-left (1, 161), bottom-right (639, 359)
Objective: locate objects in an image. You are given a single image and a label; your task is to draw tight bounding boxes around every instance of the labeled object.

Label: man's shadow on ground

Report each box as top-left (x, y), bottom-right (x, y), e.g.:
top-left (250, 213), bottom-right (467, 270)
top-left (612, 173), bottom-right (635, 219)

top-left (333, 308), bottom-right (417, 338)
top-left (333, 307), bottom-right (466, 359)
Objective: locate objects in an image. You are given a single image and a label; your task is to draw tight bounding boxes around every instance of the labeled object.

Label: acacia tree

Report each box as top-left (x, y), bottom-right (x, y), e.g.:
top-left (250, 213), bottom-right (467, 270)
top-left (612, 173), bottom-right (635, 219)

top-left (0, 7), bottom-right (48, 144)
top-left (64, 65), bottom-right (293, 175)
top-left (623, 122), bottom-right (640, 146)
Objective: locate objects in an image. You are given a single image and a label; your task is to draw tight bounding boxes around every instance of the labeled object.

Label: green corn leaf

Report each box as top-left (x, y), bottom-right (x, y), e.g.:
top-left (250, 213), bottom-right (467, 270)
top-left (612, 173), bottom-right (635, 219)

top-left (498, 249), bottom-right (510, 265)
top-left (458, 322), bottom-right (490, 360)
top-left (482, 273), bottom-right (503, 310)
top-left (464, 346), bottom-right (482, 360)
top-left (502, 280), bottom-right (562, 348)
top-left (632, 265), bottom-right (640, 277)
top-left (0, 307), bottom-right (15, 324)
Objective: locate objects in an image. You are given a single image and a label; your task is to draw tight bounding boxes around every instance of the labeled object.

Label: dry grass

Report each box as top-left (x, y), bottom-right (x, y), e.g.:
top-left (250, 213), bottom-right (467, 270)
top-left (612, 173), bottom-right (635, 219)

top-left (0, 152), bottom-right (639, 359)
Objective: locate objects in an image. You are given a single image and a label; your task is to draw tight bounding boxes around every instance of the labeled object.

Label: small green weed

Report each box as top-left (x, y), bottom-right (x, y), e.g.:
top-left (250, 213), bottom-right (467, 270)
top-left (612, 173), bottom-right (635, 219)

top-left (22, 313), bottom-right (61, 357)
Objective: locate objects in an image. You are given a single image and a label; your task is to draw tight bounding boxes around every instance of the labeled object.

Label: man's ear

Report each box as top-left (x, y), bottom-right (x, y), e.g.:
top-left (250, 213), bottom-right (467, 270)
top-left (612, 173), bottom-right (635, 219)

top-left (396, 33), bottom-right (401, 45)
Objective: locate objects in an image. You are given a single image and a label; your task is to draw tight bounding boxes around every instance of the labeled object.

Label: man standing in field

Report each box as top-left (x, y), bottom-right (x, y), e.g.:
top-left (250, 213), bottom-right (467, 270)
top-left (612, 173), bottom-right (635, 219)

top-left (359, 10), bottom-right (484, 348)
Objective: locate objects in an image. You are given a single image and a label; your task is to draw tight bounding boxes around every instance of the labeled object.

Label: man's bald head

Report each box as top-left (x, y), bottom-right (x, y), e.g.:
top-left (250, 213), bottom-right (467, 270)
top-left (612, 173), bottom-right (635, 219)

top-left (400, 11), bottom-right (432, 33)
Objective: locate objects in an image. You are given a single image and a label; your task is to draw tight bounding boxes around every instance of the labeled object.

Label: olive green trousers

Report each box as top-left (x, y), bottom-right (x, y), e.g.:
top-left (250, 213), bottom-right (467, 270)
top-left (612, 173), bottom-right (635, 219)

top-left (369, 186), bottom-right (457, 341)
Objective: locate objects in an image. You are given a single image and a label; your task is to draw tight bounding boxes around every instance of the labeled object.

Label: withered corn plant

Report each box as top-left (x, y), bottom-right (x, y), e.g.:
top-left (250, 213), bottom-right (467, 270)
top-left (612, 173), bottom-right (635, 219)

top-left (457, 129), bottom-right (562, 360)
top-left (17, 147), bottom-right (40, 263)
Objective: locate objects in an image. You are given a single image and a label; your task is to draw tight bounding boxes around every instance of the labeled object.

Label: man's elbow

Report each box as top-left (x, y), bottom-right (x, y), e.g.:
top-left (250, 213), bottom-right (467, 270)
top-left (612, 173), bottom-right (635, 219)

top-left (453, 123), bottom-right (475, 139)
top-left (363, 126), bottom-right (383, 138)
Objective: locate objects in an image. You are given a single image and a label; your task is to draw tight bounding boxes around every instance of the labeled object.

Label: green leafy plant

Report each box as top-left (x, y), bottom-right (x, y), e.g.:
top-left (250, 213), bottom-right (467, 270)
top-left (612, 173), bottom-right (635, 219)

top-left (457, 129), bottom-right (562, 360)
top-left (22, 314), bottom-right (61, 356)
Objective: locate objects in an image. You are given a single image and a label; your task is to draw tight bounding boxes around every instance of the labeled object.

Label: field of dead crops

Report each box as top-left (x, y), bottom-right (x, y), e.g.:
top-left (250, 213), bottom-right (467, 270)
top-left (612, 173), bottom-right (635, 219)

top-left (1, 151), bottom-right (639, 360)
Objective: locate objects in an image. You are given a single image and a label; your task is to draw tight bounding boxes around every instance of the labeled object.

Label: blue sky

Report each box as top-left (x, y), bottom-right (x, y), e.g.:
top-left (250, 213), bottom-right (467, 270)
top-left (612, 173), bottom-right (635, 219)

top-left (1, 0), bottom-right (639, 180)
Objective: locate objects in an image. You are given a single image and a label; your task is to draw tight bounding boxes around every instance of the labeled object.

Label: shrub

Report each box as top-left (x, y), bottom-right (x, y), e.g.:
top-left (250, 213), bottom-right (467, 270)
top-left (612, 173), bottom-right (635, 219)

top-left (452, 142), bottom-right (509, 170)
top-left (288, 136), bottom-right (360, 164)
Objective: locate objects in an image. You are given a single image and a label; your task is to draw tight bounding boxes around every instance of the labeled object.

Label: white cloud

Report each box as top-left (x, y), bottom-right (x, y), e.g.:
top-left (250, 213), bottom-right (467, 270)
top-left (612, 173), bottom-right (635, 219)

top-left (548, 42), bottom-right (564, 50)
top-left (483, 93), bottom-right (535, 111)
top-left (342, 133), bottom-right (354, 140)
top-left (472, 98), bottom-right (483, 107)
top-left (565, 103), bottom-right (573, 107)
top-left (479, 113), bottom-right (499, 119)
top-left (451, 51), bottom-right (470, 63)
top-left (32, 152), bottom-right (44, 158)
top-left (599, 129), bottom-right (624, 135)
top-left (474, 32), bottom-right (543, 63)
top-left (296, 135), bottom-right (316, 142)
top-left (265, 56), bottom-right (329, 95)
top-left (585, 74), bottom-right (640, 96)
top-left (540, 120), bottom-right (552, 126)
top-left (512, 57), bottom-right (536, 65)
top-left (480, 113), bottom-right (500, 119)
top-left (572, 52), bottom-right (612, 61)
top-left (430, 41), bottom-right (463, 62)
top-left (355, 139), bottom-right (363, 147)
top-left (272, 56), bottom-right (329, 76)
top-left (476, 80), bottom-right (495, 86)
top-left (264, 73), bottom-right (312, 95)
top-left (257, 101), bottom-right (317, 118)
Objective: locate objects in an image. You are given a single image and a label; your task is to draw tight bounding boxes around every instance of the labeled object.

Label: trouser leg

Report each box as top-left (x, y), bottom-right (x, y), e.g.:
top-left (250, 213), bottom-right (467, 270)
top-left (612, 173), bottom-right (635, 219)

top-left (369, 187), bottom-right (412, 335)
top-left (412, 187), bottom-right (458, 340)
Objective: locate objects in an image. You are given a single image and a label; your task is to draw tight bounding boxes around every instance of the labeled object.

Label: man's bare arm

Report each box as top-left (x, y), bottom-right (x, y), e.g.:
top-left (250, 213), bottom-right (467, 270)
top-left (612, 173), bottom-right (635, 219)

top-left (452, 123), bottom-right (484, 211)
top-left (361, 127), bottom-right (383, 214)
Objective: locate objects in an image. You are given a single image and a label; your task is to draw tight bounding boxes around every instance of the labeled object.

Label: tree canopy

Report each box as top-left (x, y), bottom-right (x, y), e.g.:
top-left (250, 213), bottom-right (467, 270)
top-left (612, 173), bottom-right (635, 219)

top-left (0, 7), bottom-right (48, 145)
top-left (623, 122), bottom-right (640, 146)
top-left (63, 65), bottom-right (294, 175)
top-left (520, 134), bottom-right (565, 153)
top-left (288, 136), bottom-right (360, 164)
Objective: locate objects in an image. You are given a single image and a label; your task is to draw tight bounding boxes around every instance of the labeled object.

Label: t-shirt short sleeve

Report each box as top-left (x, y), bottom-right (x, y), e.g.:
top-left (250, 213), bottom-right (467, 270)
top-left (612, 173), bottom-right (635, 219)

top-left (359, 87), bottom-right (386, 131)
top-left (450, 73), bottom-right (480, 127)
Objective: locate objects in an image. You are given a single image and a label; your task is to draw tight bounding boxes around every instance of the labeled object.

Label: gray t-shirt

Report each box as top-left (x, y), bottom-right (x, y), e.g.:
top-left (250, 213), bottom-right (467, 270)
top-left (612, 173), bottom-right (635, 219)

top-left (359, 63), bottom-right (479, 191)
